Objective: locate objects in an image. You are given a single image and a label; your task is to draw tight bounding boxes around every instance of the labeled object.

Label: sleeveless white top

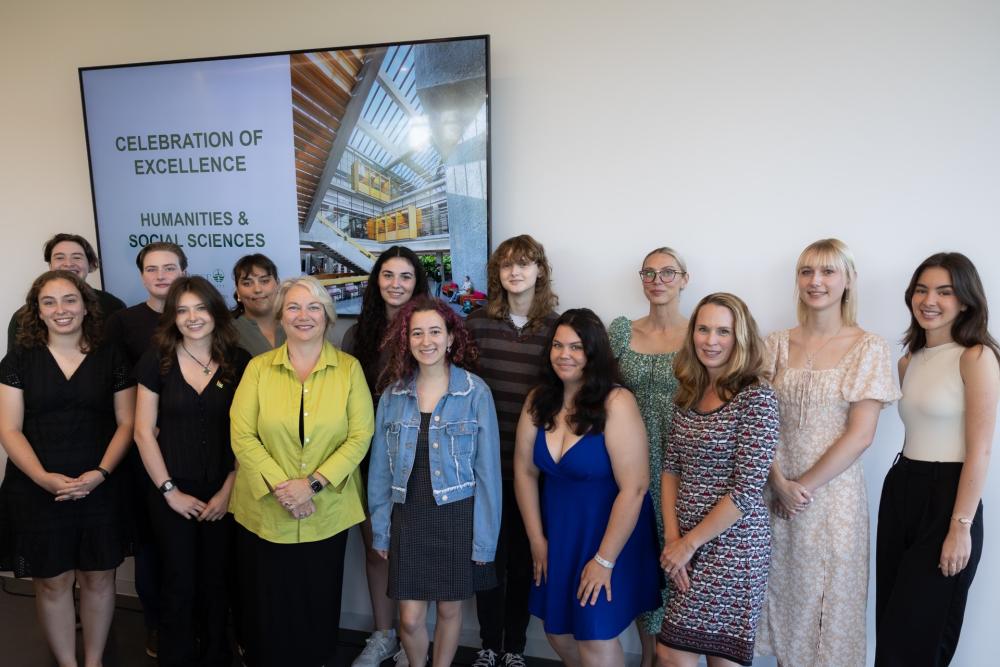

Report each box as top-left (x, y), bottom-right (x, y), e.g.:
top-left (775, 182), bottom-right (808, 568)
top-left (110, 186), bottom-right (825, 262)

top-left (899, 342), bottom-right (966, 462)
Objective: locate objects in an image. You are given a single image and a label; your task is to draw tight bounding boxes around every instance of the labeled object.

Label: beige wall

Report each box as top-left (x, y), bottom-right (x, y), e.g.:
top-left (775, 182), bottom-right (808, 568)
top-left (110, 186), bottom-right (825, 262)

top-left (3, 1), bottom-right (1000, 664)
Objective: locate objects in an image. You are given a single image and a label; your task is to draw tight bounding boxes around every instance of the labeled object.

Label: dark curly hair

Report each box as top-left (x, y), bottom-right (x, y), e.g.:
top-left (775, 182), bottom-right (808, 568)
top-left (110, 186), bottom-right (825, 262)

top-left (902, 252), bottom-right (1000, 361)
top-left (153, 277), bottom-right (241, 383)
top-left (377, 296), bottom-right (479, 391)
top-left (230, 253), bottom-right (279, 316)
top-left (15, 270), bottom-right (103, 352)
top-left (353, 246), bottom-right (430, 374)
top-left (529, 308), bottom-right (621, 435)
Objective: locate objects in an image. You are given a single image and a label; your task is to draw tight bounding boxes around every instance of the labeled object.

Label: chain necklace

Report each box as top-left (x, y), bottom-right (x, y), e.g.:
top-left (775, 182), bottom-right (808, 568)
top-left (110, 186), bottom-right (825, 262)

top-left (181, 343), bottom-right (213, 375)
top-left (803, 326), bottom-right (843, 370)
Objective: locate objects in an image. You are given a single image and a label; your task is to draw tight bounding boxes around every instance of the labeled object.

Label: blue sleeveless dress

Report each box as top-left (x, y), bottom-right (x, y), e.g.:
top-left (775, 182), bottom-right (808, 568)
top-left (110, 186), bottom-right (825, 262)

top-left (528, 428), bottom-right (661, 640)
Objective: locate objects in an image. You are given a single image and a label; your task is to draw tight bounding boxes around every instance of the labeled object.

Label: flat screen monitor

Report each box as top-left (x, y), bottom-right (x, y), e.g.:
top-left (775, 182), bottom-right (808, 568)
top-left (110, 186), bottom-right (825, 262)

top-left (80, 35), bottom-right (490, 315)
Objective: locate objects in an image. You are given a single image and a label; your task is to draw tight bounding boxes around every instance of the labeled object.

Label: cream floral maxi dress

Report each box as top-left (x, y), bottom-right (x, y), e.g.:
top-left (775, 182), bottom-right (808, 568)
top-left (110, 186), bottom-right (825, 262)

top-left (756, 330), bottom-right (900, 667)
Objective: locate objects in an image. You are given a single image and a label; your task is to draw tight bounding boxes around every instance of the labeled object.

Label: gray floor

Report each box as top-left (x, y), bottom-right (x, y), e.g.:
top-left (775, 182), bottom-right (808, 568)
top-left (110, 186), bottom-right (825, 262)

top-left (0, 577), bottom-right (556, 666)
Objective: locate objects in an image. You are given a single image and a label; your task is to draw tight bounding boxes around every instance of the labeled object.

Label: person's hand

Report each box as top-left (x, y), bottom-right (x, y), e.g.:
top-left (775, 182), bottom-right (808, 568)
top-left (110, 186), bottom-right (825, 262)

top-left (274, 478), bottom-right (313, 510)
top-left (529, 537), bottom-right (548, 586)
top-left (939, 524), bottom-right (973, 577)
top-left (165, 490), bottom-right (207, 519)
top-left (36, 472), bottom-right (84, 501)
top-left (289, 499), bottom-right (316, 520)
top-left (198, 486), bottom-right (232, 522)
top-left (577, 559), bottom-right (612, 606)
top-left (772, 477), bottom-right (812, 519)
top-left (660, 536), bottom-right (696, 579)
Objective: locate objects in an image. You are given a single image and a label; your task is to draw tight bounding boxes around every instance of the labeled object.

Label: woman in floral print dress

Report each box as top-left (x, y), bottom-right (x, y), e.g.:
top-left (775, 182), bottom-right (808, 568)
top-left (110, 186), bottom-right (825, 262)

top-left (608, 246), bottom-right (687, 667)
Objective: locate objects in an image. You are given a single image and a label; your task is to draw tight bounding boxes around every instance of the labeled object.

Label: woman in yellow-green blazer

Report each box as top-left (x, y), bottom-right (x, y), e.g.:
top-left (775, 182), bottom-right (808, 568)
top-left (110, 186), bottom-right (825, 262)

top-left (230, 276), bottom-right (374, 667)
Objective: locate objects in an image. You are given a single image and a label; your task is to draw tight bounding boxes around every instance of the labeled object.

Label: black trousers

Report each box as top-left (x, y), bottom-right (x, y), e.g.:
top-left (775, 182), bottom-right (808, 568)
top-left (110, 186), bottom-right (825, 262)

top-left (147, 479), bottom-right (234, 667)
top-left (875, 456), bottom-right (983, 667)
top-left (475, 478), bottom-right (533, 654)
top-left (236, 524), bottom-right (348, 667)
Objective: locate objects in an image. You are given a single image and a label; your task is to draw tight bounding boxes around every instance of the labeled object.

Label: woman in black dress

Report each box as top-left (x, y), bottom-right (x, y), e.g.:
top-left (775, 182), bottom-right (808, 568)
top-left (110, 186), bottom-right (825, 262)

top-left (133, 276), bottom-right (250, 666)
top-left (0, 270), bottom-right (136, 667)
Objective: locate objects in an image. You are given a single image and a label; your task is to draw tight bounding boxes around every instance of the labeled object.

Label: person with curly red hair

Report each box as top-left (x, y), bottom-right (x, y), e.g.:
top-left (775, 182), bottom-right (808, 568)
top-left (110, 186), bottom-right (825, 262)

top-left (368, 296), bottom-right (501, 667)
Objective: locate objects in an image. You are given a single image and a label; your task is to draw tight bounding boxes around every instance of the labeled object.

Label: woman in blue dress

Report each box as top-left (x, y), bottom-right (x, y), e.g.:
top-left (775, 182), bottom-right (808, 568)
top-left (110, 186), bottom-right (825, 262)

top-left (514, 308), bottom-right (660, 667)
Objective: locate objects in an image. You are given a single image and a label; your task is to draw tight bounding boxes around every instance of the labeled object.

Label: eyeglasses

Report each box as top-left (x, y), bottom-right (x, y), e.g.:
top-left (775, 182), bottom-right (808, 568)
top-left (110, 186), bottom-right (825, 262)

top-left (639, 268), bottom-right (686, 284)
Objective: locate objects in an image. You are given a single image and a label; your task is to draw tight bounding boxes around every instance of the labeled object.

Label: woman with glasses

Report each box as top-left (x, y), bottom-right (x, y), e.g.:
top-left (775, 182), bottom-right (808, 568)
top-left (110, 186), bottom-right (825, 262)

top-left (608, 247), bottom-right (687, 667)
top-left (875, 253), bottom-right (999, 666)
top-left (756, 239), bottom-right (899, 667)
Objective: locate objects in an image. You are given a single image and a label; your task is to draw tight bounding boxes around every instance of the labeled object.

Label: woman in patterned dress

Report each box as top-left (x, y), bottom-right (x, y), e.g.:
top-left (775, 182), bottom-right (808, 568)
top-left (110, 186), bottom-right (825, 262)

top-left (657, 293), bottom-right (778, 667)
top-left (756, 239), bottom-right (900, 667)
top-left (608, 246), bottom-right (687, 667)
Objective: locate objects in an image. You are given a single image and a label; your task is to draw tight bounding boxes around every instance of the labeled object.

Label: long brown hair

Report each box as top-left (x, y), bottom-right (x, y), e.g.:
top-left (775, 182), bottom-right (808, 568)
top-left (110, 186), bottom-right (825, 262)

top-left (154, 277), bottom-right (240, 382)
top-left (15, 270), bottom-right (103, 352)
top-left (902, 252), bottom-right (1000, 361)
top-left (673, 293), bottom-right (767, 410)
top-left (485, 235), bottom-right (559, 329)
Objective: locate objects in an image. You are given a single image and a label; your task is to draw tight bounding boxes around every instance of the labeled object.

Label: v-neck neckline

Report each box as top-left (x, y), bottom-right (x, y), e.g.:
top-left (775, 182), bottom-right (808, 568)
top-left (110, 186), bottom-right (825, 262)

top-left (44, 345), bottom-right (89, 382)
top-left (543, 428), bottom-right (590, 465)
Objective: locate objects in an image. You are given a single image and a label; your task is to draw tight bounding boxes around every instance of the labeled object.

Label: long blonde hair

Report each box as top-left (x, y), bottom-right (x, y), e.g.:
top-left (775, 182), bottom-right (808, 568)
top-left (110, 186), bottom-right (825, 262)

top-left (795, 238), bottom-right (858, 326)
top-left (674, 293), bottom-right (767, 410)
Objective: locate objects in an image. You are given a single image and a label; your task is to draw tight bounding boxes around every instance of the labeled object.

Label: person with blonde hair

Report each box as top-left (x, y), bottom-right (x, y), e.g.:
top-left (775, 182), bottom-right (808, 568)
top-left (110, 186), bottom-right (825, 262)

top-left (608, 246), bottom-right (688, 667)
top-left (229, 276), bottom-right (374, 666)
top-left (757, 239), bottom-right (900, 667)
top-left (657, 293), bottom-right (778, 667)
top-left (466, 234), bottom-right (559, 667)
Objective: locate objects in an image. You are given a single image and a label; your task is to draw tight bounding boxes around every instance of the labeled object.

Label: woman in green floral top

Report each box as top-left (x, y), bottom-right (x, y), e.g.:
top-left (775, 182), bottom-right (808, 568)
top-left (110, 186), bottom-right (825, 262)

top-left (608, 247), bottom-right (688, 667)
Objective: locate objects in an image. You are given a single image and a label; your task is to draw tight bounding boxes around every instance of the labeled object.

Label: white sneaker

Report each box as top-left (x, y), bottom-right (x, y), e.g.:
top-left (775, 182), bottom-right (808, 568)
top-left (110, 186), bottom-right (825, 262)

top-left (472, 648), bottom-right (499, 667)
top-left (392, 648), bottom-right (410, 666)
top-left (352, 629), bottom-right (400, 667)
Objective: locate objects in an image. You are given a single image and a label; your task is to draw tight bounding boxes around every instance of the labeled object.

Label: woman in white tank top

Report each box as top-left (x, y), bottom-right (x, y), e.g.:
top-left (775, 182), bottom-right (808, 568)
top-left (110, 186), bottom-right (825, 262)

top-left (874, 252), bottom-right (1000, 667)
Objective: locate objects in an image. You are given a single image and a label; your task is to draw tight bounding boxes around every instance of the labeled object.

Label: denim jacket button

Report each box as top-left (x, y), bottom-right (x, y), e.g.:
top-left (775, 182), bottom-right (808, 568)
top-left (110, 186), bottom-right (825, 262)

top-left (442, 495), bottom-right (448, 501)
top-left (434, 415), bottom-right (440, 422)
top-left (432, 442), bottom-right (439, 449)
top-left (434, 470), bottom-right (441, 476)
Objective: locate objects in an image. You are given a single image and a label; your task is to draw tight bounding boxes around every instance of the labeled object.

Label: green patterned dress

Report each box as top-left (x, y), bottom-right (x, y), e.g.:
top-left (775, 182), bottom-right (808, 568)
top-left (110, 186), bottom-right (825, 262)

top-left (608, 316), bottom-right (678, 635)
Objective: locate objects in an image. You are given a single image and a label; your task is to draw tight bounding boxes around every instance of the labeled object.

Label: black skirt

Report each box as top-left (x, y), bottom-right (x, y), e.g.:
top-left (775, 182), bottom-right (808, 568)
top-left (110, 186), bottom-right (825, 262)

top-left (235, 525), bottom-right (348, 667)
top-left (388, 413), bottom-right (496, 601)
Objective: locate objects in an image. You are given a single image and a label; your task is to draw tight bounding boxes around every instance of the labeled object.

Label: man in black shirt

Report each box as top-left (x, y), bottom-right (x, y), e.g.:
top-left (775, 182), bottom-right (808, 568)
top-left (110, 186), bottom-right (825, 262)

top-left (104, 241), bottom-right (188, 658)
top-left (6, 233), bottom-right (125, 352)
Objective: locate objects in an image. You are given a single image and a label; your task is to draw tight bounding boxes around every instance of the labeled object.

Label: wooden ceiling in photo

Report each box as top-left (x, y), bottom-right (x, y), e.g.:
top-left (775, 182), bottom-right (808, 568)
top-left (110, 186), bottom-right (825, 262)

top-left (290, 49), bottom-right (367, 227)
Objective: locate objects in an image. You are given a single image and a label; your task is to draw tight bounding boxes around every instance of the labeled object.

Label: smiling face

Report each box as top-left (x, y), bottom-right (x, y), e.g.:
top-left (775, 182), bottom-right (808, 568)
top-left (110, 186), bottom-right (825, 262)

top-left (549, 324), bottom-right (587, 386)
top-left (38, 278), bottom-right (87, 338)
top-left (911, 266), bottom-right (964, 343)
top-left (379, 257), bottom-right (417, 312)
top-left (236, 265), bottom-right (278, 318)
top-left (141, 250), bottom-right (184, 300)
top-left (796, 253), bottom-right (849, 315)
top-left (692, 303), bottom-right (736, 379)
top-left (48, 240), bottom-right (91, 279)
top-left (641, 251), bottom-right (687, 305)
top-left (499, 255), bottom-right (540, 297)
top-left (174, 291), bottom-right (216, 344)
top-left (408, 309), bottom-right (453, 371)
top-left (280, 284), bottom-right (327, 343)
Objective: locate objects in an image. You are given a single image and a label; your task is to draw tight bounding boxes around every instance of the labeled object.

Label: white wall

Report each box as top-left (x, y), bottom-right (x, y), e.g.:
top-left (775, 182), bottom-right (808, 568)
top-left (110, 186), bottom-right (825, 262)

top-left (2, 1), bottom-right (998, 664)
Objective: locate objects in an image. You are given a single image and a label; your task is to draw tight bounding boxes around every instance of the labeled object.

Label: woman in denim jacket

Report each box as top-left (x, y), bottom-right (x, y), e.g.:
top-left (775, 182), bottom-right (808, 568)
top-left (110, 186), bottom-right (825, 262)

top-left (368, 296), bottom-right (502, 667)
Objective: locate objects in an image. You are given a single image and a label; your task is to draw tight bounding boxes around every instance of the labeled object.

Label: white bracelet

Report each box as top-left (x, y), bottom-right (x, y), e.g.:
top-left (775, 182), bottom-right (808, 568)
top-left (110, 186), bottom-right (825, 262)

top-left (593, 553), bottom-right (615, 569)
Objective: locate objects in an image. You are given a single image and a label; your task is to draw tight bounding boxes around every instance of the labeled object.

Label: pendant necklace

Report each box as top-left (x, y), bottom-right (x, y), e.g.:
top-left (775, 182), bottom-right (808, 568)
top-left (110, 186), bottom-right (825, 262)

top-left (182, 343), bottom-right (213, 375)
top-left (804, 326), bottom-right (843, 370)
